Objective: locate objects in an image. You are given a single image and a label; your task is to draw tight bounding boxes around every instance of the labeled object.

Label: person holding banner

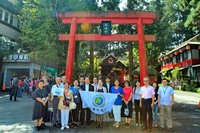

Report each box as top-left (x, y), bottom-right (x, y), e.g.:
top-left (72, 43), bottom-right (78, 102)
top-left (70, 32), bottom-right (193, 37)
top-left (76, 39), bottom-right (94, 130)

top-left (95, 79), bottom-right (107, 128)
top-left (80, 77), bottom-right (94, 125)
top-left (121, 80), bottom-right (133, 128)
top-left (51, 77), bottom-right (63, 127)
top-left (110, 79), bottom-right (124, 128)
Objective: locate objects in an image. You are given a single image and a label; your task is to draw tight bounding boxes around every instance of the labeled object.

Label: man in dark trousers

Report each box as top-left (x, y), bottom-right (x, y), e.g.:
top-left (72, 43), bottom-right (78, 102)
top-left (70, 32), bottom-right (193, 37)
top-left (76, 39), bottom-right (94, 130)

top-left (140, 77), bottom-right (155, 132)
top-left (10, 75), bottom-right (19, 101)
top-left (80, 77), bottom-right (94, 125)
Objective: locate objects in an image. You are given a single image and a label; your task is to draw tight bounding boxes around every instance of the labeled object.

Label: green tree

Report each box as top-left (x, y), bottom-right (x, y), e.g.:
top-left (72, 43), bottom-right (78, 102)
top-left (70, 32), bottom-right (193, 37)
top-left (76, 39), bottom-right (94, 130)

top-left (178, 0), bottom-right (200, 30)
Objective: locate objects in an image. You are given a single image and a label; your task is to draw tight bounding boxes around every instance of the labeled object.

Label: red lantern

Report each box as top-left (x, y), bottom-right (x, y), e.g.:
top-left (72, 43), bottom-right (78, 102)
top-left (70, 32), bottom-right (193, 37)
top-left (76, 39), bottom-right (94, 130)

top-left (186, 45), bottom-right (190, 50)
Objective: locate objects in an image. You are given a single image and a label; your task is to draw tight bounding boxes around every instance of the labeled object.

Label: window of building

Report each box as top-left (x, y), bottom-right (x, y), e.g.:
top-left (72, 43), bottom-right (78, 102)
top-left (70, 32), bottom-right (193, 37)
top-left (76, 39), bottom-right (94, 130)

top-left (176, 54), bottom-right (181, 63)
top-left (17, 19), bottom-right (20, 29)
top-left (4, 11), bottom-right (9, 22)
top-left (10, 14), bottom-right (13, 25)
top-left (0, 8), bottom-right (3, 20)
top-left (183, 51), bottom-right (188, 60)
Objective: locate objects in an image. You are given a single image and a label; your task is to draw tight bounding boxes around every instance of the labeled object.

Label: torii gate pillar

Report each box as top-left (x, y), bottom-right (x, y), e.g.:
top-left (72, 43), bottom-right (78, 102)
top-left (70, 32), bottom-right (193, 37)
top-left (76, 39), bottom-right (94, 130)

top-left (65, 18), bottom-right (77, 83)
top-left (137, 18), bottom-right (148, 83)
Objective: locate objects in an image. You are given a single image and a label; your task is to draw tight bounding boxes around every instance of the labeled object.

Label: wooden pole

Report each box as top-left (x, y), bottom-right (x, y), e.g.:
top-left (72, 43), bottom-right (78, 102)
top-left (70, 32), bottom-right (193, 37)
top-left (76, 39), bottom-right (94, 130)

top-left (129, 42), bottom-right (133, 82)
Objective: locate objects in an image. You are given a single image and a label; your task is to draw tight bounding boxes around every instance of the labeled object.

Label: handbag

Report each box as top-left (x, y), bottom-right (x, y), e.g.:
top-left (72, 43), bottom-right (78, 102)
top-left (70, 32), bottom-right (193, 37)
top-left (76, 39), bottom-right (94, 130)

top-left (124, 105), bottom-right (129, 116)
top-left (63, 91), bottom-right (70, 107)
top-left (69, 101), bottom-right (76, 110)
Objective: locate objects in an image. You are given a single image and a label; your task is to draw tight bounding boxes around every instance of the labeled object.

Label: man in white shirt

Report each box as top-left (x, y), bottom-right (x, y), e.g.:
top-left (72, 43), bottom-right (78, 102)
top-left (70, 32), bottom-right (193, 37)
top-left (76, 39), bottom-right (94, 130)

top-left (140, 77), bottom-right (155, 132)
top-left (51, 77), bottom-right (64, 127)
top-left (92, 77), bottom-right (98, 92)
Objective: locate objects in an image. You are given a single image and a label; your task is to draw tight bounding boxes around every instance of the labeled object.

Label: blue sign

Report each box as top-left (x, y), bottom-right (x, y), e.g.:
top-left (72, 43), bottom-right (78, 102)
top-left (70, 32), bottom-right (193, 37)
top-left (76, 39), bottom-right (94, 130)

top-left (101, 21), bottom-right (111, 35)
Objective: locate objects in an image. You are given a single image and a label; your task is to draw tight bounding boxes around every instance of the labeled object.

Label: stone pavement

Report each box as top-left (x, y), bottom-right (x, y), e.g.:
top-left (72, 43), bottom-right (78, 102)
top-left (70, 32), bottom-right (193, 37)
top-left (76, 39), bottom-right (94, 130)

top-left (0, 91), bottom-right (199, 133)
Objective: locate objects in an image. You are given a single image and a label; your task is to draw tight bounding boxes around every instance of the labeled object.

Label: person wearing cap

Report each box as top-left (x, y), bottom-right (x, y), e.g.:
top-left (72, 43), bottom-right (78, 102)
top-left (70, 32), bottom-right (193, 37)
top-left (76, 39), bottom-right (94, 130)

top-left (158, 78), bottom-right (174, 132)
top-left (140, 77), bottom-right (155, 132)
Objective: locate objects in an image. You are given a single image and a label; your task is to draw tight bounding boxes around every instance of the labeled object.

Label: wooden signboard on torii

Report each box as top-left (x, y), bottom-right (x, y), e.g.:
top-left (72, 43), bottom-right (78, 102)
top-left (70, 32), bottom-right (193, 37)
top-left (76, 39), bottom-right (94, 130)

top-left (54, 11), bottom-right (156, 84)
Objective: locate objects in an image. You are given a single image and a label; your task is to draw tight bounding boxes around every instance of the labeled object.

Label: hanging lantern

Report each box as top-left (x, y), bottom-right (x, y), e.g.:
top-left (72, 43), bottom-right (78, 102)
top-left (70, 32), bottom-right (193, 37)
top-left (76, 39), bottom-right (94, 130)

top-left (186, 45), bottom-right (190, 50)
top-left (164, 56), bottom-right (169, 60)
top-left (81, 23), bottom-right (91, 33)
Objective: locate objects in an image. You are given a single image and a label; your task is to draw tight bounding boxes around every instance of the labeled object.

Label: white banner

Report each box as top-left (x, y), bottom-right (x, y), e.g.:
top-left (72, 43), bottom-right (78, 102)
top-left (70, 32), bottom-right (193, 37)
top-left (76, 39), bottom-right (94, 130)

top-left (80, 91), bottom-right (118, 115)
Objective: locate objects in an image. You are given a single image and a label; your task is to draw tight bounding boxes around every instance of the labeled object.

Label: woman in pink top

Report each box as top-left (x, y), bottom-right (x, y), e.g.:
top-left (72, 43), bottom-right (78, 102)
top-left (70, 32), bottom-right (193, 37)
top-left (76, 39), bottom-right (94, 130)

top-left (121, 80), bottom-right (133, 128)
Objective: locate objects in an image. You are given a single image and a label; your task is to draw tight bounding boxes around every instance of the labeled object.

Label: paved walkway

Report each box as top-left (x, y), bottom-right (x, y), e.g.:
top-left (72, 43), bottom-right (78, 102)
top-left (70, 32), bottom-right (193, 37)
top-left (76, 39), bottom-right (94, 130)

top-left (0, 91), bottom-right (199, 133)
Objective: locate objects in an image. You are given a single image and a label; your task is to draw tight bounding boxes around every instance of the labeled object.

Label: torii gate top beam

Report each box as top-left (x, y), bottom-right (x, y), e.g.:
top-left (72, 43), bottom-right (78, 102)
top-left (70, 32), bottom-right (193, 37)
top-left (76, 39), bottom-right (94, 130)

top-left (55, 11), bottom-right (156, 24)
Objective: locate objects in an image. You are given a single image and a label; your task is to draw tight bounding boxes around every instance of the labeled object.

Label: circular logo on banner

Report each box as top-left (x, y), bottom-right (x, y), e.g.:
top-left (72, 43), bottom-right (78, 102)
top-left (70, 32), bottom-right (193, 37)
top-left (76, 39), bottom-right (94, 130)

top-left (93, 94), bottom-right (105, 107)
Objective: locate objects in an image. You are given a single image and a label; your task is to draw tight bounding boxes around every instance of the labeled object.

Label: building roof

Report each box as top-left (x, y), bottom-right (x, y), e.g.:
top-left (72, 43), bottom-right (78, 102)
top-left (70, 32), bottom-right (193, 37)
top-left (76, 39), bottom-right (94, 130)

top-left (166, 34), bottom-right (200, 55)
top-left (0, 0), bottom-right (20, 15)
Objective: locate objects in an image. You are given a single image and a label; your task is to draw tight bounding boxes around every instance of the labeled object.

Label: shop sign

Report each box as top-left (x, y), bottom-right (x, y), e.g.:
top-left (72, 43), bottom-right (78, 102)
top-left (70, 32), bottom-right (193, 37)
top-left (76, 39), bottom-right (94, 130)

top-left (3, 54), bottom-right (30, 62)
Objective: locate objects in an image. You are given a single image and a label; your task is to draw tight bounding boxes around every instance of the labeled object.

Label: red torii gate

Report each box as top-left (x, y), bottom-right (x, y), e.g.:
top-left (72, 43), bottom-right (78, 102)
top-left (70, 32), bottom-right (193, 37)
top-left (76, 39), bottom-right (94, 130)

top-left (55, 11), bottom-right (156, 84)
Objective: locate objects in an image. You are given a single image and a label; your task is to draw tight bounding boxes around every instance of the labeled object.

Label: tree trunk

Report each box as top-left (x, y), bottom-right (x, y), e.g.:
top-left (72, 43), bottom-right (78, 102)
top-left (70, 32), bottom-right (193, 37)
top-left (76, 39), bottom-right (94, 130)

top-left (129, 42), bottom-right (133, 82)
top-left (90, 42), bottom-right (94, 81)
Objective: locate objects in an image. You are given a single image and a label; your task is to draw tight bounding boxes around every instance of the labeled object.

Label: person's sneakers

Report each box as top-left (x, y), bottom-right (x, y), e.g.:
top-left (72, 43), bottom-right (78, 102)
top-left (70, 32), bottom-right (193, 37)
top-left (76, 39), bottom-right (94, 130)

top-left (65, 125), bottom-right (69, 129)
top-left (41, 123), bottom-right (47, 128)
top-left (136, 123), bottom-right (139, 127)
top-left (35, 126), bottom-right (40, 131)
top-left (57, 124), bottom-right (62, 127)
top-left (126, 123), bottom-right (130, 128)
top-left (96, 123), bottom-right (100, 128)
top-left (61, 127), bottom-right (65, 130)
top-left (38, 125), bottom-right (45, 130)
top-left (139, 123), bottom-right (142, 127)
top-left (73, 123), bottom-right (78, 128)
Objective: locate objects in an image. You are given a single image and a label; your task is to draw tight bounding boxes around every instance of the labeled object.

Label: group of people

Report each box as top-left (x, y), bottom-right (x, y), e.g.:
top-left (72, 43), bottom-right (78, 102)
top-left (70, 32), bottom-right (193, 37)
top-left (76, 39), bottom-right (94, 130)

top-left (31, 75), bottom-right (174, 132)
top-left (9, 75), bottom-right (27, 101)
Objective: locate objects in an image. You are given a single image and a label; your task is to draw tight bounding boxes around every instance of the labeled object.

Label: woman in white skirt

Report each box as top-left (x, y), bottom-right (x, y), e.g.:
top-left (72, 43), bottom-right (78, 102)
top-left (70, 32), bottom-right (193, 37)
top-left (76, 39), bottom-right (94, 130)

top-left (58, 82), bottom-right (73, 130)
top-left (110, 79), bottom-right (124, 128)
